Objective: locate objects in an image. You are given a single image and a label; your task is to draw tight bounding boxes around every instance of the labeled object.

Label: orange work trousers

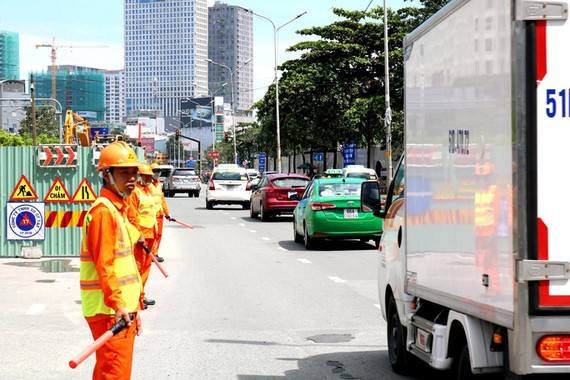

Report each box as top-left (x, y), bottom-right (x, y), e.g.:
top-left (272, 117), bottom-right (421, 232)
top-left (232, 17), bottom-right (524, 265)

top-left (88, 314), bottom-right (138, 380)
top-left (134, 238), bottom-right (154, 286)
top-left (153, 215), bottom-right (165, 255)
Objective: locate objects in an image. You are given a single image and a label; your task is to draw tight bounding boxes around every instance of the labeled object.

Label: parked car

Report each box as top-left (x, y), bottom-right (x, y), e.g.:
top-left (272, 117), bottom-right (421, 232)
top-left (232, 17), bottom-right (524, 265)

top-left (164, 168), bottom-right (201, 197)
top-left (206, 165), bottom-right (251, 209)
top-left (292, 177), bottom-right (383, 249)
top-left (249, 173), bottom-right (310, 221)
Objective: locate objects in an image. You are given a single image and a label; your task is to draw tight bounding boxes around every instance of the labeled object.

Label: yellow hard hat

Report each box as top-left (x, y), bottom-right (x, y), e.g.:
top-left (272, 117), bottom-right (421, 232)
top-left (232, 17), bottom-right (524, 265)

top-left (97, 141), bottom-right (139, 172)
top-left (150, 163), bottom-right (160, 171)
top-left (139, 163), bottom-right (153, 176)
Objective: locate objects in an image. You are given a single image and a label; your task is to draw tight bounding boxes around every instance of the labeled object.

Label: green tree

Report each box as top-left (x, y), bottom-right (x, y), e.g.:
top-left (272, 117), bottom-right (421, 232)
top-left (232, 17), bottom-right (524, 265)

top-left (18, 106), bottom-right (60, 142)
top-left (253, 1), bottom-right (450, 167)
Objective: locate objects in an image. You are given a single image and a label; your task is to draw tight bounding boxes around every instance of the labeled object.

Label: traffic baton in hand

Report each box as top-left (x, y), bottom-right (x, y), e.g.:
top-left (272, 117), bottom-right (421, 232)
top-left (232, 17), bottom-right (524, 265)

top-left (69, 315), bottom-right (131, 369)
top-left (169, 218), bottom-right (194, 229)
top-left (143, 245), bottom-right (169, 278)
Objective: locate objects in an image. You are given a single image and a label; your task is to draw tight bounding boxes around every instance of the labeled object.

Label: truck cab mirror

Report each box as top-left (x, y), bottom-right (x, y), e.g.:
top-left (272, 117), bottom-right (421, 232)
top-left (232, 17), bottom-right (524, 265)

top-left (361, 181), bottom-right (384, 218)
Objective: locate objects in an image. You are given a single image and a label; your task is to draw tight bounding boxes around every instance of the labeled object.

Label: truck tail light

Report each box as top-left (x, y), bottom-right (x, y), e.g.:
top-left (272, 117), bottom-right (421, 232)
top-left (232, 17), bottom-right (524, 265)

top-left (537, 335), bottom-right (570, 362)
top-left (310, 202), bottom-right (336, 211)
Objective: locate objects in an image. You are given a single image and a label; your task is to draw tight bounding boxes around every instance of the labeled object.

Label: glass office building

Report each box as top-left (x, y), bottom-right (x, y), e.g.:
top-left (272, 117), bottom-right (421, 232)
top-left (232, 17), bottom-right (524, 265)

top-left (208, 2), bottom-right (253, 114)
top-left (124, 0), bottom-right (208, 118)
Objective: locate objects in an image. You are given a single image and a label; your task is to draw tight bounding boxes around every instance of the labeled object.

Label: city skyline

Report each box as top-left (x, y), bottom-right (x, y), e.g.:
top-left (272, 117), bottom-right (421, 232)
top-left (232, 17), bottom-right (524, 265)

top-left (0, 0), bottom-right (416, 102)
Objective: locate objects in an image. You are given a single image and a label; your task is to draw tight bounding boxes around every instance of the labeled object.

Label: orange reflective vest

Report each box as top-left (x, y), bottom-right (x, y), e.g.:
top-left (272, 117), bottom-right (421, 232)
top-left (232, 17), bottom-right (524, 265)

top-left (151, 180), bottom-right (169, 217)
top-left (133, 185), bottom-right (157, 230)
top-left (80, 197), bottom-right (142, 317)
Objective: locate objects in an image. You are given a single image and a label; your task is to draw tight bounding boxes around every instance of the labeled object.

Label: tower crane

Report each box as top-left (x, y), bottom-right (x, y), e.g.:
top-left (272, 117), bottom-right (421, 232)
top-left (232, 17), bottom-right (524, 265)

top-left (34, 36), bottom-right (108, 102)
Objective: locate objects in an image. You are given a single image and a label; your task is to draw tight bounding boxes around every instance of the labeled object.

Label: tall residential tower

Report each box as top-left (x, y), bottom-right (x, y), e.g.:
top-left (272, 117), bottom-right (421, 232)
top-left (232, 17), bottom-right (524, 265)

top-left (208, 2), bottom-right (254, 115)
top-left (124, 0), bottom-right (208, 118)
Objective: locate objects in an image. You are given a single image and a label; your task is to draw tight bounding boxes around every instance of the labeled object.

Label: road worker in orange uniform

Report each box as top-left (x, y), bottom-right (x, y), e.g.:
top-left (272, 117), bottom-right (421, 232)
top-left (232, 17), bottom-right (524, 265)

top-left (150, 163), bottom-right (171, 261)
top-left (127, 163), bottom-right (158, 307)
top-left (79, 141), bottom-right (144, 380)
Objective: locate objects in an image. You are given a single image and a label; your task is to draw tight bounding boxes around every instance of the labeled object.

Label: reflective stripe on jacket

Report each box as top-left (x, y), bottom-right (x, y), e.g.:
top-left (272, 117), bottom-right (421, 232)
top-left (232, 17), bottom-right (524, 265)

top-left (80, 197), bottom-right (142, 317)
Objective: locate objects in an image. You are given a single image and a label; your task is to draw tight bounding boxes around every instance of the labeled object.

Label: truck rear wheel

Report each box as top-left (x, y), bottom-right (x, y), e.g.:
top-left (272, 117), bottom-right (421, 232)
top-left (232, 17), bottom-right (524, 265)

top-left (387, 296), bottom-right (410, 374)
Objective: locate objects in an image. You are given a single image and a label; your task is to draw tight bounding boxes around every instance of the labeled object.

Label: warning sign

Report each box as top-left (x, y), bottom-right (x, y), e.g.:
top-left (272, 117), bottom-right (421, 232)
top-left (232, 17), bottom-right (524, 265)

top-left (72, 178), bottom-right (97, 203)
top-left (9, 175), bottom-right (38, 201)
top-left (44, 178), bottom-right (71, 203)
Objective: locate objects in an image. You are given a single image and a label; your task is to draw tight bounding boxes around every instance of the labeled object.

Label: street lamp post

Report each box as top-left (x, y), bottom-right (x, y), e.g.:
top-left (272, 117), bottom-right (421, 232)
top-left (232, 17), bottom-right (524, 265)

top-left (248, 10), bottom-right (307, 173)
top-left (383, 0), bottom-right (393, 183)
top-left (205, 58), bottom-right (251, 165)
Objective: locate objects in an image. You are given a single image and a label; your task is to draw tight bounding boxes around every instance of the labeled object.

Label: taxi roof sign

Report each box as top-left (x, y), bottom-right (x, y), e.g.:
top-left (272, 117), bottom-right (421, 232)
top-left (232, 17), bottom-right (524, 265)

top-left (9, 175), bottom-right (38, 201)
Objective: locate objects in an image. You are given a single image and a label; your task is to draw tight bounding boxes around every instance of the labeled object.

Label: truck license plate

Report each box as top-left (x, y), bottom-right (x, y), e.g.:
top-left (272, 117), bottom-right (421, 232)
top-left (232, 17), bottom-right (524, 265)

top-left (343, 209), bottom-right (358, 219)
top-left (415, 329), bottom-right (431, 353)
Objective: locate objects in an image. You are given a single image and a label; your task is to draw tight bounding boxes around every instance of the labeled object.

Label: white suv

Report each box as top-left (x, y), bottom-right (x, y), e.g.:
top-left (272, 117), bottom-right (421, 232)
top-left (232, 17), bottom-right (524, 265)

top-left (206, 165), bottom-right (251, 209)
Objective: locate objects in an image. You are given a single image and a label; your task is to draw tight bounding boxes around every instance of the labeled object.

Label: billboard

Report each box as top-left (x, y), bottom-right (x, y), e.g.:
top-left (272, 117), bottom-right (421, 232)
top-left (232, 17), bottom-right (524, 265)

top-left (181, 97), bottom-right (213, 131)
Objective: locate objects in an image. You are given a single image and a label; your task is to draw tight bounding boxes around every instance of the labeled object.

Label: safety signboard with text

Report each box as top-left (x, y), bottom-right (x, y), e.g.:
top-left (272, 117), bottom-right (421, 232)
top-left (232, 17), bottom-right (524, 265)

top-left (9, 175), bottom-right (38, 201)
top-left (44, 178), bottom-right (72, 203)
top-left (6, 202), bottom-right (45, 241)
top-left (71, 178), bottom-right (97, 203)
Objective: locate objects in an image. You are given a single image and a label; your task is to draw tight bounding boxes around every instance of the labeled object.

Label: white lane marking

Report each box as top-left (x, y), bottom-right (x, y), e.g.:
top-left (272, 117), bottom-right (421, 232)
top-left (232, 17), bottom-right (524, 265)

top-left (277, 247), bottom-right (287, 251)
top-left (261, 237), bottom-right (270, 241)
top-left (373, 304), bottom-right (381, 310)
top-left (230, 217), bottom-right (237, 220)
top-left (328, 276), bottom-right (347, 284)
top-left (298, 258), bottom-right (312, 264)
top-left (238, 223), bottom-right (245, 227)
top-left (26, 304), bottom-right (45, 315)
top-left (249, 230), bottom-right (257, 233)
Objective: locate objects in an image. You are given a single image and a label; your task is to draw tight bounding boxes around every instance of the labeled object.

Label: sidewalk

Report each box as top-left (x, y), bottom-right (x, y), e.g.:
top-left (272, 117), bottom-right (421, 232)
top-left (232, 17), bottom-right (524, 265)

top-left (0, 257), bottom-right (93, 379)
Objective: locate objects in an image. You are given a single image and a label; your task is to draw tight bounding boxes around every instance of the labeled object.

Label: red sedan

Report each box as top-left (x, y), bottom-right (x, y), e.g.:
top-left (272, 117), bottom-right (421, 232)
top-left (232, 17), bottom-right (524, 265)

top-left (249, 173), bottom-right (310, 221)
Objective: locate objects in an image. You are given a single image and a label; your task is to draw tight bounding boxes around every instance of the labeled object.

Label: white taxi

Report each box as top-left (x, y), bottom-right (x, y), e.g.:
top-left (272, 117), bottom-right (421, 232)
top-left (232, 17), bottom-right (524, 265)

top-left (205, 164), bottom-right (251, 209)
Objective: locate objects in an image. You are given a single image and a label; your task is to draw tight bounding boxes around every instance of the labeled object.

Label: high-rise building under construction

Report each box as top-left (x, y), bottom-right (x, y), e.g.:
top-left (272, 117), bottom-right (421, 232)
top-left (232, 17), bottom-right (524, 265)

top-left (0, 31), bottom-right (19, 81)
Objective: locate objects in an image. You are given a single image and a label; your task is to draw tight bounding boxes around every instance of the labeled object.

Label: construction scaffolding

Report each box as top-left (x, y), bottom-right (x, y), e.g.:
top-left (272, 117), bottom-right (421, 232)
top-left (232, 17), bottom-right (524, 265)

top-left (0, 31), bottom-right (19, 80)
top-left (31, 67), bottom-right (105, 121)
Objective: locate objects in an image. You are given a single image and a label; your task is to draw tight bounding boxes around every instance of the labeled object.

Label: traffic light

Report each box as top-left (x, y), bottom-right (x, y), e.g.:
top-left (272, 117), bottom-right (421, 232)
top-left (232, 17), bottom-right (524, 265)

top-left (224, 132), bottom-right (229, 142)
top-left (175, 129), bottom-right (180, 142)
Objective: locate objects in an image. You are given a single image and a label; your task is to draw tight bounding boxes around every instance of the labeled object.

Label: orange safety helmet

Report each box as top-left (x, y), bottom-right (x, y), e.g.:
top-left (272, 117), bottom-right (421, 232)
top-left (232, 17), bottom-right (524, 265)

top-left (97, 141), bottom-right (139, 172)
top-left (139, 162), bottom-right (153, 176)
top-left (150, 163), bottom-right (160, 171)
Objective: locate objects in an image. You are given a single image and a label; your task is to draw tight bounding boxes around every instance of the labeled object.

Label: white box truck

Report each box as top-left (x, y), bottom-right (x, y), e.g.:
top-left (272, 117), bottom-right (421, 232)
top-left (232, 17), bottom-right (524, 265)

top-left (361, 0), bottom-right (570, 378)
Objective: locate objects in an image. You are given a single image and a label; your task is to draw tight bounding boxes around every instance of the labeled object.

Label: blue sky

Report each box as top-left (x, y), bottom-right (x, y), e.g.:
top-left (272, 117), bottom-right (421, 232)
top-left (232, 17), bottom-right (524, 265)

top-left (0, 0), bottom-right (417, 101)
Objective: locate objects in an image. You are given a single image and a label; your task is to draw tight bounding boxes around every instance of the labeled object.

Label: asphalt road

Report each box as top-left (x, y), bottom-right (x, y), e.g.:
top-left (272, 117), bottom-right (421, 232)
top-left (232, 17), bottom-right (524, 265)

top-left (0, 189), bottom-right (434, 379)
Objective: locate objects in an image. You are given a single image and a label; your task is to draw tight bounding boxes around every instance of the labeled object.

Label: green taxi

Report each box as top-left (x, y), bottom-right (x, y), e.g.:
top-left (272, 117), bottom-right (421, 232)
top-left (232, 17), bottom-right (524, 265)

top-left (292, 177), bottom-right (383, 249)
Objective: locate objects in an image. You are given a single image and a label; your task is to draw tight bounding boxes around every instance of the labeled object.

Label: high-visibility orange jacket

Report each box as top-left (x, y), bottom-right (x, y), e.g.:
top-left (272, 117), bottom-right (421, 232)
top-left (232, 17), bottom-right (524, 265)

top-left (151, 179), bottom-right (170, 217)
top-left (80, 188), bottom-right (143, 323)
top-left (127, 184), bottom-right (158, 239)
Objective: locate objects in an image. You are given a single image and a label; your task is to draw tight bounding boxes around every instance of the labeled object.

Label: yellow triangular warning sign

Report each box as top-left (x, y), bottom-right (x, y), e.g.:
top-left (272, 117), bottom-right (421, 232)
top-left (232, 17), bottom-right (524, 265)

top-left (9, 175), bottom-right (38, 201)
top-left (72, 178), bottom-right (97, 203)
top-left (44, 178), bottom-right (72, 203)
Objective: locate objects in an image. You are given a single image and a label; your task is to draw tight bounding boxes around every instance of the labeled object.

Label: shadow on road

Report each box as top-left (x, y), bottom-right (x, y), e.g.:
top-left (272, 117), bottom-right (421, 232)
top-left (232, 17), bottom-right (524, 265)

top-left (279, 239), bottom-right (377, 252)
top-left (231, 349), bottom-right (435, 380)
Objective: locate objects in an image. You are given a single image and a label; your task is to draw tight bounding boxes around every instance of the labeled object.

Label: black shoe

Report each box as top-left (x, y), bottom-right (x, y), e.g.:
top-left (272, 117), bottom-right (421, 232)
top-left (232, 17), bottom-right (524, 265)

top-left (155, 256), bottom-right (164, 263)
top-left (143, 298), bottom-right (156, 306)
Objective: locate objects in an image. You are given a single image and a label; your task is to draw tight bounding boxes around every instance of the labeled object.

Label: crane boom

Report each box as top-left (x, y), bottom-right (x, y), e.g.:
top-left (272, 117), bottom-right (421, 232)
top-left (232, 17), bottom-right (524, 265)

top-left (34, 37), bottom-right (108, 102)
